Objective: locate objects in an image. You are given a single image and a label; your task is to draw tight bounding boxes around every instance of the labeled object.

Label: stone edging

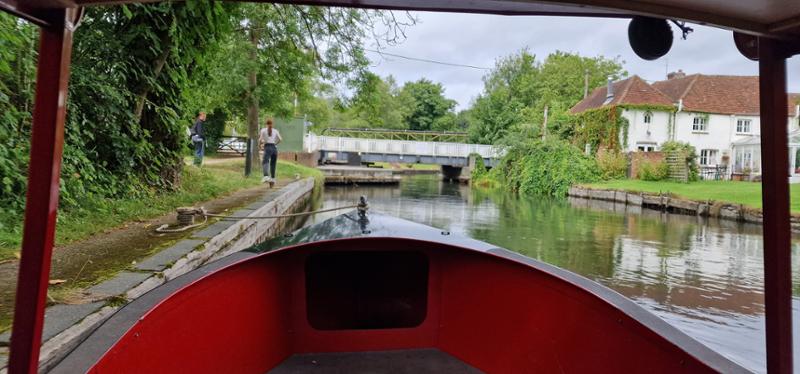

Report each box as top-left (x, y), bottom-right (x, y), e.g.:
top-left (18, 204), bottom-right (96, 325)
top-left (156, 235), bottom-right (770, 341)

top-left (568, 186), bottom-right (800, 231)
top-left (0, 178), bottom-right (316, 373)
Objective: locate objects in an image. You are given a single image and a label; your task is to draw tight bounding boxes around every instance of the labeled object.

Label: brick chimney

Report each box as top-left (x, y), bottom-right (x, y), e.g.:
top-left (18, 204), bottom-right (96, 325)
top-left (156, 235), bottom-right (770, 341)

top-left (667, 69), bottom-right (686, 80)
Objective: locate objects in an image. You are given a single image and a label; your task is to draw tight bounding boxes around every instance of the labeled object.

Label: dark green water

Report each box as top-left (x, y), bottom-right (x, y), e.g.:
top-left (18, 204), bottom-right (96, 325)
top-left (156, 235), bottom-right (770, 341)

top-left (309, 174), bottom-right (800, 373)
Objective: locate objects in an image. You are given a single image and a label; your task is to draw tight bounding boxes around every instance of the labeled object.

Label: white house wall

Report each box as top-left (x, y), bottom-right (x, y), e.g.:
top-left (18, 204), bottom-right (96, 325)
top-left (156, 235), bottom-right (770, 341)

top-left (672, 112), bottom-right (761, 166)
top-left (621, 109), bottom-right (671, 152)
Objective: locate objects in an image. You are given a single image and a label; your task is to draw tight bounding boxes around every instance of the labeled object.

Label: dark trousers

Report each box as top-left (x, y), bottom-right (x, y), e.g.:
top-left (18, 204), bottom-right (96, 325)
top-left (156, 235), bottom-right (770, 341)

top-left (193, 139), bottom-right (204, 166)
top-left (262, 144), bottom-right (278, 178)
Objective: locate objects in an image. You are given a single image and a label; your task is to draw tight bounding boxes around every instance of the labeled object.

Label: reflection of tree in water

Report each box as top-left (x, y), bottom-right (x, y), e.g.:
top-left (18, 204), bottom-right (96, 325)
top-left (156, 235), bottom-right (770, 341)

top-left (467, 189), bottom-right (625, 280)
top-left (472, 191), bottom-right (774, 316)
top-left (569, 197), bottom-right (773, 316)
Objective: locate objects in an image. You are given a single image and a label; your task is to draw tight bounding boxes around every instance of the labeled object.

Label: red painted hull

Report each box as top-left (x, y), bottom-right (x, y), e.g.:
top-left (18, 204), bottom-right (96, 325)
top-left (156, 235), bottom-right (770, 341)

top-left (52, 215), bottom-right (746, 373)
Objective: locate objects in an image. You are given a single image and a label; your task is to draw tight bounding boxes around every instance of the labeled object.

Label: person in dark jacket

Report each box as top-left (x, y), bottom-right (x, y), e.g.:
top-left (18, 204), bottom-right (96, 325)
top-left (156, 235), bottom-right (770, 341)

top-left (190, 111), bottom-right (206, 166)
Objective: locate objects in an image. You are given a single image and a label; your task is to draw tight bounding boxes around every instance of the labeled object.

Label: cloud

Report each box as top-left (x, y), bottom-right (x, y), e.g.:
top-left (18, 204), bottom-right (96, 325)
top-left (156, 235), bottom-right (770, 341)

top-left (366, 11), bottom-right (800, 110)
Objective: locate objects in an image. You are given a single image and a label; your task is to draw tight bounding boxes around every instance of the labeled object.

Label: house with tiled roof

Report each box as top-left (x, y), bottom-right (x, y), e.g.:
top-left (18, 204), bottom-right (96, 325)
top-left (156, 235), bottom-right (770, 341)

top-left (571, 71), bottom-right (800, 180)
top-left (570, 75), bottom-right (674, 153)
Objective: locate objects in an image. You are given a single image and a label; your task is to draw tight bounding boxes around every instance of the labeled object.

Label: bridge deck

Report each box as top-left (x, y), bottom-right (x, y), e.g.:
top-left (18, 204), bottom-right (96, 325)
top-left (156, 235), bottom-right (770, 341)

top-left (305, 134), bottom-right (501, 167)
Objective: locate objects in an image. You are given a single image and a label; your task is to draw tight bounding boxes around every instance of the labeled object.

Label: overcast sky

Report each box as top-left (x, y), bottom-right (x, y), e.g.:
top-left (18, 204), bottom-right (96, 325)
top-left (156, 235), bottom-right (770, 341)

top-left (363, 11), bottom-right (800, 111)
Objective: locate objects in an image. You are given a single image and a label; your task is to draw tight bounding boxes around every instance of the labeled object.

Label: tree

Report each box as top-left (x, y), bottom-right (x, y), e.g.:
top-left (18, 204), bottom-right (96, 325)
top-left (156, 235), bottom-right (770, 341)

top-left (397, 79), bottom-right (457, 131)
top-left (188, 4), bottom-right (416, 170)
top-left (346, 72), bottom-right (406, 129)
top-left (467, 50), bottom-right (626, 144)
top-left (0, 14), bottom-right (37, 216)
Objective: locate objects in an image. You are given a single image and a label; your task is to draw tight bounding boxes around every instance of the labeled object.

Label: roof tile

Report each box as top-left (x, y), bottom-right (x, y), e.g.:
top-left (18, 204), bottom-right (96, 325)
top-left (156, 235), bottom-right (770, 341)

top-left (570, 76), bottom-right (672, 114)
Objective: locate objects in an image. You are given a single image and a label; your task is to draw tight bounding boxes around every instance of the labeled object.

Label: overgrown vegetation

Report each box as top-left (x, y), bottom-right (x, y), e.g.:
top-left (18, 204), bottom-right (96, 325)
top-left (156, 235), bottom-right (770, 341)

top-left (490, 139), bottom-right (599, 197)
top-left (637, 159), bottom-right (669, 181)
top-left (596, 149), bottom-right (628, 180)
top-left (0, 3), bottom-right (234, 231)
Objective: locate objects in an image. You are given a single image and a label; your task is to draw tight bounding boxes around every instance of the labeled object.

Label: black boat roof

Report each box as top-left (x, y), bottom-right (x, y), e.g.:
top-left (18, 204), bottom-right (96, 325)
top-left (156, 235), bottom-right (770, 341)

top-left (247, 211), bottom-right (499, 254)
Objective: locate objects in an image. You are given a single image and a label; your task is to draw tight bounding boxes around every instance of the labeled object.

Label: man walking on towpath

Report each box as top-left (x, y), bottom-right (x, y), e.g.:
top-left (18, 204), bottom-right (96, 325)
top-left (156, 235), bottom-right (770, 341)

top-left (259, 118), bottom-right (282, 187)
top-left (190, 111), bottom-right (206, 166)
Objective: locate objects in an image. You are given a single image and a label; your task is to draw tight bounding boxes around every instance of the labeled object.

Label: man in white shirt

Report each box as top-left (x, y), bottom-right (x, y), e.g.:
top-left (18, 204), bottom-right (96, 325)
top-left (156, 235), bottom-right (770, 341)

top-left (258, 119), bottom-right (282, 185)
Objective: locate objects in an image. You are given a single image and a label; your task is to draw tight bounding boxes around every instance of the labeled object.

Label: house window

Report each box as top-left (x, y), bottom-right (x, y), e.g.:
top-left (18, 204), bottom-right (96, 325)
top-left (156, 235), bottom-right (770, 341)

top-left (692, 116), bottom-right (707, 132)
top-left (643, 112), bottom-right (652, 124)
top-left (736, 119), bottom-right (752, 134)
top-left (699, 149), bottom-right (718, 166)
top-left (735, 150), bottom-right (754, 173)
top-left (636, 143), bottom-right (656, 152)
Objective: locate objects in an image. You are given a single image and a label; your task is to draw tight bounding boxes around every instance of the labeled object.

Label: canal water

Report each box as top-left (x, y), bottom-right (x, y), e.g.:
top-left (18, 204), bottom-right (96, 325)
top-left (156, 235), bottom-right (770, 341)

top-left (307, 174), bottom-right (800, 373)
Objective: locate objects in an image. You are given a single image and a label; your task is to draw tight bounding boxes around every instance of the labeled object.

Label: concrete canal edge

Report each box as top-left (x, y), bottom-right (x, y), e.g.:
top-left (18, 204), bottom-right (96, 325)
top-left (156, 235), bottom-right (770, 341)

top-left (567, 186), bottom-right (800, 231)
top-left (0, 178), bottom-right (317, 373)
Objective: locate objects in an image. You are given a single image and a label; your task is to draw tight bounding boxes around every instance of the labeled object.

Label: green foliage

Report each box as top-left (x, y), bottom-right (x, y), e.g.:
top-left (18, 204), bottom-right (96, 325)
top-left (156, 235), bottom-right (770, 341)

top-left (494, 139), bottom-right (599, 197)
top-left (568, 106), bottom-right (629, 153)
top-left (0, 14), bottom-right (37, 222)
top-left (661, 140), bottom-right (700, 181)
top-left (344, 72), bottom-right (407, 129)
top-left (202, 109), bottom-right (228, 153)
top-left (188, 4), bottom-right (416, 135)
top-left (397, 79), bottom-right (457, 131)
top-left (468, 49), bottom-right (626, 144)
top-left (0, 2), bottom-right (250, 231)
top-left (596, 150), bottom-right (628, 180)
top-left (637, 159), bottom-right (669, 181)
top-left (470, 154), bottom-right (488, 180)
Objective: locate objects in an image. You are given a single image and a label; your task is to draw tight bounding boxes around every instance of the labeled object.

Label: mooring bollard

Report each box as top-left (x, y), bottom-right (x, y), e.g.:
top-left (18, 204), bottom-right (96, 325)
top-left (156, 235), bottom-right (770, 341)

top-left (176, 207), bottom-right (202, 226)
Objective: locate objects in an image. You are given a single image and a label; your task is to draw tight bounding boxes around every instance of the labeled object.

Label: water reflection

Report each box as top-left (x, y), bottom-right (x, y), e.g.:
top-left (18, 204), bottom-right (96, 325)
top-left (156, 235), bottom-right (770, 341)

top-left (311, 175), bottom-right (800, 373)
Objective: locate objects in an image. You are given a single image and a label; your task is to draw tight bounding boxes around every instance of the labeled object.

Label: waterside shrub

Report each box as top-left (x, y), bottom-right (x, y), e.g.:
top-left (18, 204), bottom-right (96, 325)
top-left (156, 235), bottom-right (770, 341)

top-left (596, 149), bottom-right (628, 180)
top-left (494, 139), bottom-right (599, 197)
top-left (637, 159), bottom-right (669, 181)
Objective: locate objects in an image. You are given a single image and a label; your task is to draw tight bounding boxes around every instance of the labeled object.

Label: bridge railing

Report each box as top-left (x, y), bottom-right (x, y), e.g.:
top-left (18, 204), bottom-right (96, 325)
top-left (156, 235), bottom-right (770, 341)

top-left (304, 133), bottom-right (503, 159)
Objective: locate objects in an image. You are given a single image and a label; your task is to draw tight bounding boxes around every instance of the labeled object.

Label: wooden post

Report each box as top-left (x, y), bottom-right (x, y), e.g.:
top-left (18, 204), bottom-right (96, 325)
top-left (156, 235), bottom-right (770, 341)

top-left (758, 36), bottom-right (793, 374)
top-left (542, 105), bottom-right (548, 140)
top-left (9, 8), bottom-right (77, 374)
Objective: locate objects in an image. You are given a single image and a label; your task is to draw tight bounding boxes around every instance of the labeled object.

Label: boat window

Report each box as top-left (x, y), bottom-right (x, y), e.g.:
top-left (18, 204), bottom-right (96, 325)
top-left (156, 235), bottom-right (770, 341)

top-left (305, 251), bottom-right (428, 330)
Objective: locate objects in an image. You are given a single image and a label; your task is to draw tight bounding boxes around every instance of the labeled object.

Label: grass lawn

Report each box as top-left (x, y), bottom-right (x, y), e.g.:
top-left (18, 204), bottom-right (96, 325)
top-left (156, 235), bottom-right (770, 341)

top-left (0, 157), bottom-right (321, 261)
top-left (582, 179), bottom-right (800, 213)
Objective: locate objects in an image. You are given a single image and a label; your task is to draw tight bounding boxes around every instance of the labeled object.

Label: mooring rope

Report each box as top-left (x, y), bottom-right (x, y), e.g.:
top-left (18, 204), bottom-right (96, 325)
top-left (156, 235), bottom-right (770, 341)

top-left (154, 215), bottom-right (209, 233)
top-left (205, 204), bottom-right (359, 220)
top-left (154, 201), bottom-right (365, 233)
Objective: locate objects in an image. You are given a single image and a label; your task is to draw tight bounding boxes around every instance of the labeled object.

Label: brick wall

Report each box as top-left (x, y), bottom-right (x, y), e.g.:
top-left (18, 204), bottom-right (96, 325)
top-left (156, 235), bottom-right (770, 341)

top-left (628, 151), bottom-right (665, 179)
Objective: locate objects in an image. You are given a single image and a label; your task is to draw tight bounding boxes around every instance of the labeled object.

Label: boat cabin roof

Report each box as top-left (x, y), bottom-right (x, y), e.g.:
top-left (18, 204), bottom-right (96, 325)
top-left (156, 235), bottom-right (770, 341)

top-left (4, 0), bottom-right (800, 39)
top-left (250, 211), bottom-right (499, 254)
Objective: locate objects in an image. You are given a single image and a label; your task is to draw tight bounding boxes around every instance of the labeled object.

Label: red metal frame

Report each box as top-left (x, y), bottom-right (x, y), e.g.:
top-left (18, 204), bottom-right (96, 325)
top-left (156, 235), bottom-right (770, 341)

top-left (7, 8), bottom-right (76, 374)
top-left (758, 37), bottom-right (793, 374)
top-left (0, 2), bottom-right (798, 373)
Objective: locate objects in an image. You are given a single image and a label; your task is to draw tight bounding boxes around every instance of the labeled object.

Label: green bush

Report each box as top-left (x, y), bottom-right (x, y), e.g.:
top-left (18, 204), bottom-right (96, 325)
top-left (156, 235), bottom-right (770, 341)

top-left (496, 139), bottom-right (599, 197)
top-left (637, 159), bottom-right (669, 181)
top-left (470, 153), bottom-right (488, 180)
top-left (596, 150), bottom-right (628, 180)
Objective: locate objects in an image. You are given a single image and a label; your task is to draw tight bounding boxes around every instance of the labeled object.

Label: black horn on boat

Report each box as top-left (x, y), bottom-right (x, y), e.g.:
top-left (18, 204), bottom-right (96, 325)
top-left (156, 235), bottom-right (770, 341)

top-left (628, 16), bottom-right (673, 60)
top-left (733, 32), bottom-right (759, 61)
